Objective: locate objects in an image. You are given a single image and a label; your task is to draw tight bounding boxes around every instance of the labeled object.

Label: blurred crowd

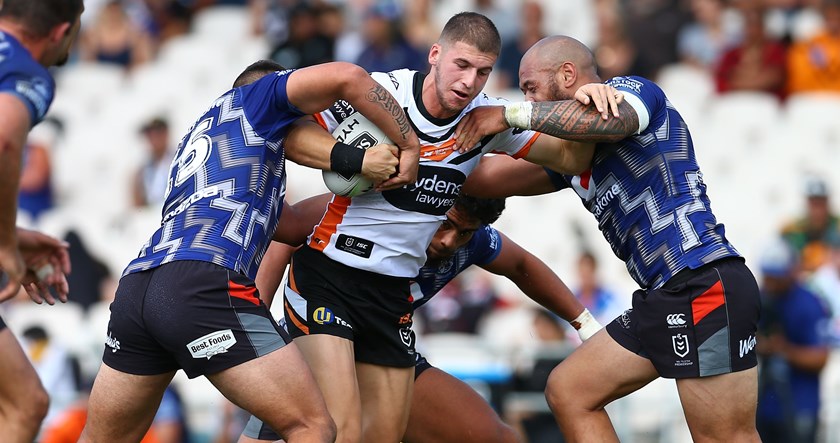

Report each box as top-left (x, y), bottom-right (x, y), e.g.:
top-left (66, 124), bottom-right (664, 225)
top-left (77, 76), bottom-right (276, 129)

top-left (4, 0), bottom-right (840, 442)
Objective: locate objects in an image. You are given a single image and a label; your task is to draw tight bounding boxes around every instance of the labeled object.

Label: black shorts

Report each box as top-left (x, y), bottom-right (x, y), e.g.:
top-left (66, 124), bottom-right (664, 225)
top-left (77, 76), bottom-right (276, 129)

top-left (0, 314), bottom-right (5, 331)
top-left (103, 260), bottom-right (290, 379)
top-left (606, 257), bottom-right (760, 379)
top-left (284, 246), bottom-right (415, 367)
top-left (414, 351), bottom-right (433, 380)
top-left (242, 347), bottom-right (432, 441)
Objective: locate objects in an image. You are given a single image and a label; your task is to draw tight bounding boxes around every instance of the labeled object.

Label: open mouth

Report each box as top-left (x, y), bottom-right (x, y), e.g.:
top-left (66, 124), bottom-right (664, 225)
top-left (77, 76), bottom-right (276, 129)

top-left (452, 90), bottom-right (469, 100)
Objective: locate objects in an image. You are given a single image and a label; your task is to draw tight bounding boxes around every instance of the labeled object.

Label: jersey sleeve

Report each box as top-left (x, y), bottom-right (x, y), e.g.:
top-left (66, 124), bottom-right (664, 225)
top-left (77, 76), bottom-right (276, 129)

top-left (605, 76), bottom-right (666, 134)
top-left (0, 68), bottom-right (54, 127)
top-left (238, 70), bottom-right (306, 140)
top-left (471, 225), bottom-right (504, 266)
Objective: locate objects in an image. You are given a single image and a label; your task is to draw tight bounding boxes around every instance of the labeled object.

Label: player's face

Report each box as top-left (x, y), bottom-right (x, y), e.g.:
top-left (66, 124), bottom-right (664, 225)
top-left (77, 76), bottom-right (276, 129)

top-left (429, 41), bottom-right (496, 115)
top-left (518, 54), bottom-right (569, 102)
top-left (426, 206), bottom-right (481, 261)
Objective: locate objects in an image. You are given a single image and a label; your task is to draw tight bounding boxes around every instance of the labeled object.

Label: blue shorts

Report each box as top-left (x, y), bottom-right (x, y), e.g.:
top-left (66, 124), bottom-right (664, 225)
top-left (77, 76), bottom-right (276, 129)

top-left (103, 260), bottom-right (289, 379)
top-left (607, 258), bottom-right (760, 378)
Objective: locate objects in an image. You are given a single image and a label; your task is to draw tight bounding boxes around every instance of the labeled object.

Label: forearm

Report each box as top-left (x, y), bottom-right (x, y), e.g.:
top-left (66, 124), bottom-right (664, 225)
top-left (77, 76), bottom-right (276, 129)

top-left (463, 156), bottom-right (558, 198)
top-left (284, 118), bottom-right (335, 170)
top-left (505, 100), bottom-right (637, 143)
top-left (0, 143), bottom-right (22, 247)
top-left (498, 255), bottom-right (584, 323)
top-left (782, 343), bottom-right (828, 373)
top-left (255, 241), bottom-right (296, 308)
top-left (272, 194), bottom-right (330, 245)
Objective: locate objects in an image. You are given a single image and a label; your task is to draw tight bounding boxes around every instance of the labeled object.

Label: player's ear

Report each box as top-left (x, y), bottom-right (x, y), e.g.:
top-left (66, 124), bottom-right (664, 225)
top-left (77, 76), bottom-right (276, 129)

top-left (49, 22), bottom-right (72, 43)
top-left (558, 61), bottom-right (577, 88)
top-left (428, 43), bottom-right (442, 66)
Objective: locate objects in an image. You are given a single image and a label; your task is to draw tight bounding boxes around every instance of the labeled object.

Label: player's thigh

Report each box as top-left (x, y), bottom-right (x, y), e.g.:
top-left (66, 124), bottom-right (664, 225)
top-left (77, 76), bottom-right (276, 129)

top-left (81, 364), bottom-right (175, 443)
top-left (294, 334), bottom-right (361, 430)
top-left (546, 328), bottom-right (658, 411)
top-left (356, 361), bottom-right (414, 443)
top-left (404, 366), bottom-right (519, 443)
top-left (676, 366), bottom-right (759, 441)
top-left (208, 341), bottom-right (333, 438)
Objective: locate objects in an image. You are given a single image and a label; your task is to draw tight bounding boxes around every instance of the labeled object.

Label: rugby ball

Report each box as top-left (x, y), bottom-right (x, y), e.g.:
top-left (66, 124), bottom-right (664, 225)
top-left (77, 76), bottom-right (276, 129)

top-left (322, 113), bottom-right (392, 197)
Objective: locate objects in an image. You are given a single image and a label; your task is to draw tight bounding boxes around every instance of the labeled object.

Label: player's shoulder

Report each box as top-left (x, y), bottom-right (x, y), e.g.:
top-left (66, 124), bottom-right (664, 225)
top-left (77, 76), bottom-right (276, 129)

top-left (371, 68), bottom-right (415, 92)
top-left (0, 33), bottom-right (52, 84)
top-left (606, 76), bottom-right (662, 96)
top-left (468, 91), bottom-right (511, 108)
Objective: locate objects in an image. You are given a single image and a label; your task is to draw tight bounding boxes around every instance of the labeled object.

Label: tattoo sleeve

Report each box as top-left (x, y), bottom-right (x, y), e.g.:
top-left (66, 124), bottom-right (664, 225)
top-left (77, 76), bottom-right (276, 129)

top-left (529, 100), bottom-right (639, 143)
top-left (366, 83), bottom-right (410, 142)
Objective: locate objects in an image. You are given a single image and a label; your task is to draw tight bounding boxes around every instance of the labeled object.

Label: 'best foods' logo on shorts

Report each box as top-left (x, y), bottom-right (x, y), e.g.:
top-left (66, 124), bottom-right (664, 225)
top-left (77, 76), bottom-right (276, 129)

top-left (187, 329), bottom-right (237, 360)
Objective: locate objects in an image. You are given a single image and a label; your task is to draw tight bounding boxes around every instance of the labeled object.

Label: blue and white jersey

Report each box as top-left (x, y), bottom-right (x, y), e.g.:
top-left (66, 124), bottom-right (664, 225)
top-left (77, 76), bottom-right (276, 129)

top-left (410, 225), bottom-right (502, 310)
top-left (0, 32), bottom-right (55, 127)
top-left (550, 76), bottom-right (740, 289)
top-left (124, 70), bottom-right (304, 281)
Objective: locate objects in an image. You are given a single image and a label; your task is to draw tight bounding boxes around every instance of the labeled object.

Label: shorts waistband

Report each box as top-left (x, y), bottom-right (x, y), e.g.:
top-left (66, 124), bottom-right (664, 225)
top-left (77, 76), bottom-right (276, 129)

top-left (297, 245), bottom-right (410, 287)
top-left (663, 256), bottom-right (744, 290)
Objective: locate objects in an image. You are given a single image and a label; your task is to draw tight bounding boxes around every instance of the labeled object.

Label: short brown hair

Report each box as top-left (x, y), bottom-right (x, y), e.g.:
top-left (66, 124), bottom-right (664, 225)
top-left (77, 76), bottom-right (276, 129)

top-left (0, 0), bottom-right (84, 38)
top-left (439, 12), bottom-right (501, 56)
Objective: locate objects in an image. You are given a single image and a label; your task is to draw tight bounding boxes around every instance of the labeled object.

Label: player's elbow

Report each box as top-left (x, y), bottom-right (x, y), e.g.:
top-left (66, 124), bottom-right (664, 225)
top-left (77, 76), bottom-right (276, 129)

top-left (336, 63), bottom-right (371, 91)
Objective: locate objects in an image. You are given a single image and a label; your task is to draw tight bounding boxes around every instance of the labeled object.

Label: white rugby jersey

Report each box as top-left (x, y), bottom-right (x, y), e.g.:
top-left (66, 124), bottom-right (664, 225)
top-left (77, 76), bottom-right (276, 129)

top-left (307, 69), bottom-right (539, 277)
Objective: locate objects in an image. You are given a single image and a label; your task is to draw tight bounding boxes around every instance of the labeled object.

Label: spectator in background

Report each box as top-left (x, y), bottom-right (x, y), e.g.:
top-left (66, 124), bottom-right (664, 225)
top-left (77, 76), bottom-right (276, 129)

top-left (269, 3), bottom-right (332, 69)
top-left (593, 0), bottom-right (636, 79)
top-left (78, 0), bottom-right (153, 70)
top-left (678, 0), bottom-right (742, 70)
top-left (507, 309), bottom-right (569, 443)
top-left (781, 177), bottom-right (840, 275)
top-left (810, 235), bottom-right (840, 345)
top-left (18, 117), bottom-right (63, 221)
top-left (573, 251), bottom-right (624, 330)
top-left (716, 4), bottom-right (787, 99)
top-left (41, 383), bottom-right (187, 443)
top-left (132, 117), bottom-right (172, 209)
top-left (787, 0), bottom-right (840, 94)
top-left (756, 239), bottom-right (830, 443)
top-left (403, 0), bottom-right (439, 54)
top-left (495, 1), bottom-right (545, 91)
top-left (63, 230), bottom-right (113, 311)
top-left (354, 3), bottom-right (426, 74)
top-left (623, 0), bottom-right (692, 79)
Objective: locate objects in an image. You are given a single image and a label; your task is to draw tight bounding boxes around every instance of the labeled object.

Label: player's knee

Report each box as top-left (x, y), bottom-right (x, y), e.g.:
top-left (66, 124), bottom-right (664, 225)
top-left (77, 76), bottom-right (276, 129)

top-left (20, 385), bottom-right (49, 429)
top-left (308, 413), bottom-right (337, 443)
top-left (544, 365), bottom-right (572, 413)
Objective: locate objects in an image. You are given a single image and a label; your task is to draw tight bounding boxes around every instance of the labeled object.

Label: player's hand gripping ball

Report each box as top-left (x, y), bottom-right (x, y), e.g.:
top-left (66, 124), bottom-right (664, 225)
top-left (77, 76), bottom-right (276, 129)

top-left (323, 114), bottom-right (391, 197)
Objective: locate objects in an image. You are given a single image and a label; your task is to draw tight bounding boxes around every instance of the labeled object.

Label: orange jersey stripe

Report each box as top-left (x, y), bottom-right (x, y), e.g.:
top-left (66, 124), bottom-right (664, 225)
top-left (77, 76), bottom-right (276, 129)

top-left (284, 299), bottom-right (309, 335)
top-left (691, 281), bottom-right (725, 325)
top-left (493, 132), bottom-right (541, 159)
top-left (308, 195), bottom-right (351, 252)
top-left (313, 112), bottom-right (328, 130)
top-left (288, 261), bottom-right (299, 294)
top-left (420, 139), bottom-right (456, 161)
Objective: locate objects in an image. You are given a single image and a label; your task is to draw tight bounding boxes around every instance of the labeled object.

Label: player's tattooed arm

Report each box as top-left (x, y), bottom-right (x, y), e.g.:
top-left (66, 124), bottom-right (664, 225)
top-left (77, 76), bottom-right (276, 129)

top-left (527, 100), bottom-right (638, 143)
top-left (365, 83), bottom-right (411, 143)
